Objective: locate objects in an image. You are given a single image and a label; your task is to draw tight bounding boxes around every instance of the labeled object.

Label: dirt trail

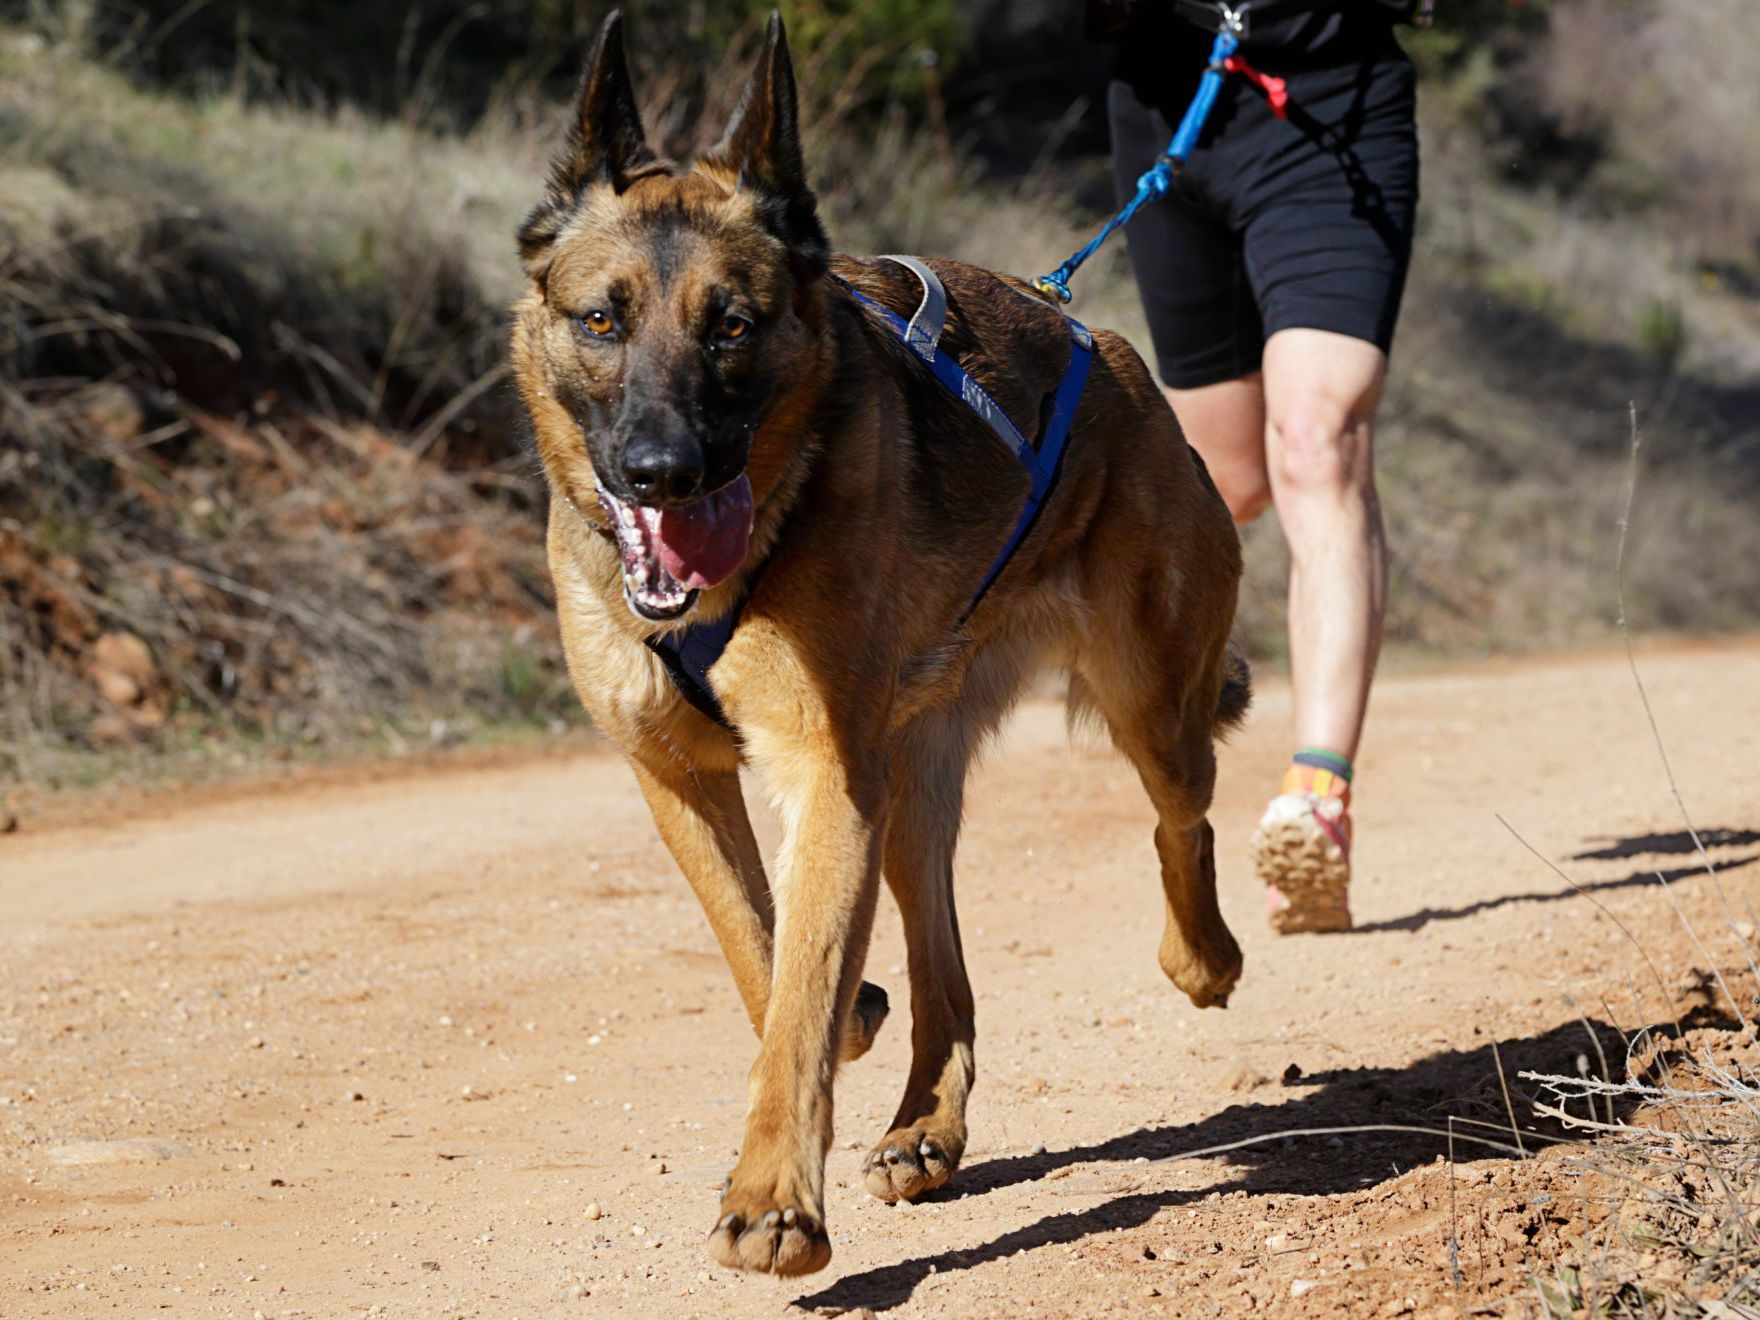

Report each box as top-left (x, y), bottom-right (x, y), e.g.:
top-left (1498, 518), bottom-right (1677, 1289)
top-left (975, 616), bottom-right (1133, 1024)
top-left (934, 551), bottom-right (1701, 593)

top-left (5, 641), bottom-right (1760, 1318)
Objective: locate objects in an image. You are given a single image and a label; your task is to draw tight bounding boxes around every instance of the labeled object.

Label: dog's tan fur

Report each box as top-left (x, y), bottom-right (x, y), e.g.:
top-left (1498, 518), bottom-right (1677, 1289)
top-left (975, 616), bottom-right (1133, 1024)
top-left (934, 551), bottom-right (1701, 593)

top-left (510, 13), bottom-right (1248, 1277)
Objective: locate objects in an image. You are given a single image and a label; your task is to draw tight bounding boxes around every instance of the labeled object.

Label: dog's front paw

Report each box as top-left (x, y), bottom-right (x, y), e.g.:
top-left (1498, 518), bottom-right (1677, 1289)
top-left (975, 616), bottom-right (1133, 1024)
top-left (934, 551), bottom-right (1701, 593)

top-left (707, 1187), bottom-right (831, 1275)
top-left (862, 1125), bottom-right (961, 1203)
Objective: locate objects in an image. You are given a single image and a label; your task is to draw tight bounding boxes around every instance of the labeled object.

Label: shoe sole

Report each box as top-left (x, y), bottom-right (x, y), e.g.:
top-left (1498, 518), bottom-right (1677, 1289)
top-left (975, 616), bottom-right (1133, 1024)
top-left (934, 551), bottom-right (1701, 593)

top-left (1253, 814), bottom-right (1352, 934)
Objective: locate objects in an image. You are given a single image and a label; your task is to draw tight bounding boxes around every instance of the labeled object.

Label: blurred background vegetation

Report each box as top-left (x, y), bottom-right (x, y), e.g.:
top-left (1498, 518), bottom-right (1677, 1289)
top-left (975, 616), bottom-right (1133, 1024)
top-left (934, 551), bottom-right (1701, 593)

top-left (2, 0), bottom-right (1757, 788)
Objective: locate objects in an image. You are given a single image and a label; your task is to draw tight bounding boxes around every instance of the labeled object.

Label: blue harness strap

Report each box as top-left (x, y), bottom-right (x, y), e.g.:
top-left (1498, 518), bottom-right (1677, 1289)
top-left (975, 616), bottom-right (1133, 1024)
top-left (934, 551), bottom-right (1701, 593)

top-left (836, 259), bottom-right (1093, 621)
top-left (964, 304), bottom-right (1092, 619)
top-left (648, 257), bottom-right (1092, 730)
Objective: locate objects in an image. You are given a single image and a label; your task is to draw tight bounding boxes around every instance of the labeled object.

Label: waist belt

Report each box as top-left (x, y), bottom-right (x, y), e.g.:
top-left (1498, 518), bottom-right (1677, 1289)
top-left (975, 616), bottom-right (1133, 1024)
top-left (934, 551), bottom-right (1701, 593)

top-left (646, 256), bottom-right (1093, 732)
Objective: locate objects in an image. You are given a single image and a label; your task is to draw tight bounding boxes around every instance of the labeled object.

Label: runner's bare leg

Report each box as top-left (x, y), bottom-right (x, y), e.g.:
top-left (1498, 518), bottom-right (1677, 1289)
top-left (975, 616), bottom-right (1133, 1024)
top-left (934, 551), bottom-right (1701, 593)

top-left (1163, 329), bottom-right (1386, 760)
top-left (1162, 375), bottom-right (1269, 526)
top-left (1260, 327), bottom-right (1388, 761)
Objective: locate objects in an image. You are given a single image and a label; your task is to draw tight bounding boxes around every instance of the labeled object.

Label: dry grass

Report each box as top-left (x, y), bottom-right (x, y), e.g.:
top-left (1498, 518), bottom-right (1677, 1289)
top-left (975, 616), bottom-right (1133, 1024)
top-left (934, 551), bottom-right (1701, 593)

top-left (1521, 1038), bottom-right (1760, 1317)
top-left (1535, 0), bottom-right (1760, 264)
top-left (0, 30), bottom-right (564, 783)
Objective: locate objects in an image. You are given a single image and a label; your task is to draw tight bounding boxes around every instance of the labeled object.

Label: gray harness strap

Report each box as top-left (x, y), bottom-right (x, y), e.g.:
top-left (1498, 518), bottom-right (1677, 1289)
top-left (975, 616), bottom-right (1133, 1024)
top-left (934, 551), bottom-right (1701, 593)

top-left (878, 255), bottom-right (1038, 467)
top-left (881, 254), bottom-right (948, 361)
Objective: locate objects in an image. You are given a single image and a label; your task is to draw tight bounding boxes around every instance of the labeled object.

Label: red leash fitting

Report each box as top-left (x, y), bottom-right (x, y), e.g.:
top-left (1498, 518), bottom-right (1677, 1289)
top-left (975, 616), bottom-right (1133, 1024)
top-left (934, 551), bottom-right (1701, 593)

top-left (1223, 53), bottom-right (1288, 119)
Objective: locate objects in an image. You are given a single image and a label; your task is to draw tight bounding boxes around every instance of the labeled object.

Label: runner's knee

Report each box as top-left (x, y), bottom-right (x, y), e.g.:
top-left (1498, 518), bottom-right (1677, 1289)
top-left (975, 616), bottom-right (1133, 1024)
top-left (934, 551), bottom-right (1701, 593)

top-left (1267, 402), bottom-right (1369, 497)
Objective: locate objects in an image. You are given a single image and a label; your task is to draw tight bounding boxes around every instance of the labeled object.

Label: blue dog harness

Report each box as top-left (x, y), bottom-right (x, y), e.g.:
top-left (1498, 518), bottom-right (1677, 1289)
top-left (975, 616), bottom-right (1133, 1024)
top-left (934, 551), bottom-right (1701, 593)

top-left (647, 256), bottom-right (1093, 730)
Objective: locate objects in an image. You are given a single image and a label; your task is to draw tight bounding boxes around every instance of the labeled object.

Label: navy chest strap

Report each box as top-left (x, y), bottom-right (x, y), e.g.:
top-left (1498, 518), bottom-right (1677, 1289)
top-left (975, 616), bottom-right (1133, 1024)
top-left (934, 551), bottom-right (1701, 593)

top-left (644, 607), bottom-right (740, 728)
top-left (649, 257), bottom-right (1092, 731)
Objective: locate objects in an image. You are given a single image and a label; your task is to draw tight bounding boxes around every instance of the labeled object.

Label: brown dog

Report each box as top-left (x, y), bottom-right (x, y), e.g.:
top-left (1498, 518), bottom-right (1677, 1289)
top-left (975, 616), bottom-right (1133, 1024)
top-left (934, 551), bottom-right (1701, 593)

top-left (510, 11), bottom-right (1248, 1278)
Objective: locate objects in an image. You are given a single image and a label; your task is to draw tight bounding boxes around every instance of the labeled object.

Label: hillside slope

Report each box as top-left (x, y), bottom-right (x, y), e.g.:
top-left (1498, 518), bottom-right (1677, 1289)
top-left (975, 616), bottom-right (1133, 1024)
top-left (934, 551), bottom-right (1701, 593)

top-left (2, 12), bottom-right (1756, 782)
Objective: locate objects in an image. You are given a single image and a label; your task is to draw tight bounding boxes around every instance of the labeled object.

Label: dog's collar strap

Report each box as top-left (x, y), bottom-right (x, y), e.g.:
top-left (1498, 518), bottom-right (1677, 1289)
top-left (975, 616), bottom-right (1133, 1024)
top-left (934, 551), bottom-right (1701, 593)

top-left (648, 256), bottom-right (1093, 733)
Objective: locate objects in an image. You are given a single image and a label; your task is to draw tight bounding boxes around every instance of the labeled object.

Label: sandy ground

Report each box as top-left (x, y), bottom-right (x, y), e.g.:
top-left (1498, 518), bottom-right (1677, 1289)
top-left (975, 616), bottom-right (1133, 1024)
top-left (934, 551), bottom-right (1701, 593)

top-left (5, 639), bottom-right (1760, 1318)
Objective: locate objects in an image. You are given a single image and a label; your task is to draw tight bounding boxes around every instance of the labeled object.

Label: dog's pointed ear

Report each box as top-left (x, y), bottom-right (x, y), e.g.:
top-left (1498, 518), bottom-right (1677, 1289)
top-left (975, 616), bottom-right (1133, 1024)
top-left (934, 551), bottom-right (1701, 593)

top-left (716, 12), bottom-right (808, 202)
top-left (518, 10), bottom-right (655, 278)
top-left (561, 10), bottom-right (654, 192)
top-left (707, 12), bottom-right (828, 274)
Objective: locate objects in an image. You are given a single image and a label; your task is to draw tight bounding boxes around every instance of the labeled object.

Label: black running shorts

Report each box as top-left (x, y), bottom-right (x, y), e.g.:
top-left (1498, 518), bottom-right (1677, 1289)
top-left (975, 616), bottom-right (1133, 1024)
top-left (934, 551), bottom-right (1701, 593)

top-left (1108, 26), bottom-right (1420, 389)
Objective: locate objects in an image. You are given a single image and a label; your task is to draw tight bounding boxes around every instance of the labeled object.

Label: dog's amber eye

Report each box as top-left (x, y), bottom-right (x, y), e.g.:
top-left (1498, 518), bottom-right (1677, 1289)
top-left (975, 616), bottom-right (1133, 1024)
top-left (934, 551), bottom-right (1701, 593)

top-left (716, 313), bottom-right (752, 343)
top-left (580, 309), bottom-right (616, 338)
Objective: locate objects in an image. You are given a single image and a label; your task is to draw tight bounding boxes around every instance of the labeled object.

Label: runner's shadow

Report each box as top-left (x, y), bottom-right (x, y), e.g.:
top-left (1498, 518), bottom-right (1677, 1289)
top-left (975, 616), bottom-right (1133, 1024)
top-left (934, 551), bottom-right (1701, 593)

top-left (795, 1010), bottom-right (1708, 1313)
top-left (1351, 828), bottom-right (1760, 936)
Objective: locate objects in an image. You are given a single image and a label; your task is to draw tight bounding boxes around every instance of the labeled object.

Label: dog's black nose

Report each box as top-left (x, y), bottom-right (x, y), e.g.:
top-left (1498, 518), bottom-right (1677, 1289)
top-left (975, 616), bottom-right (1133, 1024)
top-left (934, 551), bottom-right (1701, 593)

top-left (621, 443), bottom-right (705, 505)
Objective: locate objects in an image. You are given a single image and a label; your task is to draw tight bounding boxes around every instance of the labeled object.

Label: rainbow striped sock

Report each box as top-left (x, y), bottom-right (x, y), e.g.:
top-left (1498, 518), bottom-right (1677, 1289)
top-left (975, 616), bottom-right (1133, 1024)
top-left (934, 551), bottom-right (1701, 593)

top-left (1284, 748), bottom-right (1353, 800)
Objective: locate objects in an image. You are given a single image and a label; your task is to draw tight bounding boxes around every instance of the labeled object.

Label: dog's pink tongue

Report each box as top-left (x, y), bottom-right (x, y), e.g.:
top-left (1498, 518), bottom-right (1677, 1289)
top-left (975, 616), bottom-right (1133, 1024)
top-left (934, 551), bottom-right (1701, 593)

top-left (654, 474), bottom-right (754, 590)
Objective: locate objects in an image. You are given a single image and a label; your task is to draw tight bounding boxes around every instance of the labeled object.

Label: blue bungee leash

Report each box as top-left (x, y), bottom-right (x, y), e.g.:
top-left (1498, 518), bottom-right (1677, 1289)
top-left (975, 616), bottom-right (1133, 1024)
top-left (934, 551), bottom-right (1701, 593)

top-left (1032, 25), bottom-right (1256, 303)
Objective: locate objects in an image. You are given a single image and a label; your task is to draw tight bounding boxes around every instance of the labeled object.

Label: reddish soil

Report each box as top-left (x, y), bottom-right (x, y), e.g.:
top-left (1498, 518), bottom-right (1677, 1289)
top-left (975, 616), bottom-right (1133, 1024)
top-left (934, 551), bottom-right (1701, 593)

top-left (4, 640), bottom-right (1759, 1317)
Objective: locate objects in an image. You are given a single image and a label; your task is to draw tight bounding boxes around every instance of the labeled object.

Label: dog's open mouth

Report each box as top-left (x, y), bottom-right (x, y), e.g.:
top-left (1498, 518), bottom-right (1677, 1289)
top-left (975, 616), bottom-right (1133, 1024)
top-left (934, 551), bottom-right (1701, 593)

top-left (596, 475), bottom-right (754, 622)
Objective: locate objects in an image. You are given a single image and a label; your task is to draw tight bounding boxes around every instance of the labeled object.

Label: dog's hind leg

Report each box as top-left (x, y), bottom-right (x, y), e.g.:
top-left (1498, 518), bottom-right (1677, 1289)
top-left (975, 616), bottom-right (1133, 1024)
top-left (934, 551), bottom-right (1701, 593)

top-left (1077, 634), bottom-right (1242, 1009)
top-left (863, 713), bottom-right (976, 1203)
top-left (632, 755), bottom-right (889, 1059)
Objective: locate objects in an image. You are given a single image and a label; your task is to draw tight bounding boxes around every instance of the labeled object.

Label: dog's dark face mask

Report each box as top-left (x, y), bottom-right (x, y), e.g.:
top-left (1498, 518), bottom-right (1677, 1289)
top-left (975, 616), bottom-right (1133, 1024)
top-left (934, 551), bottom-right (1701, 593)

top-left (513, 11), bottom-right (829, 623)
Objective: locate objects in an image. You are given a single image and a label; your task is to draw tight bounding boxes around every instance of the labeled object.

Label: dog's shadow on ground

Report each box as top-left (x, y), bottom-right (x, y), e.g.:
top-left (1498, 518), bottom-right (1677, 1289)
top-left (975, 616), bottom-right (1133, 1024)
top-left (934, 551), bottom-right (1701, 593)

top-left (1352, 826), bottom-right (1760, 935)
top-left (796, 977), bottom-right (1737, 1311)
